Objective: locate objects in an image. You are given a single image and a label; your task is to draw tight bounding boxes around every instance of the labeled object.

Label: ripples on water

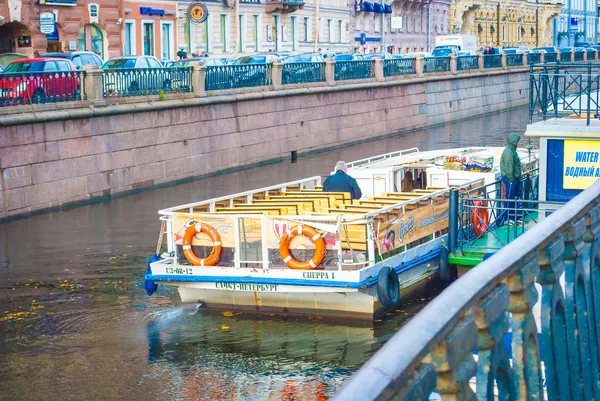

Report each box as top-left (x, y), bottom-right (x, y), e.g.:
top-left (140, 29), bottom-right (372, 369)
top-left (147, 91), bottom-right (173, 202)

top-left (0, 107), bottom-right (531, 400)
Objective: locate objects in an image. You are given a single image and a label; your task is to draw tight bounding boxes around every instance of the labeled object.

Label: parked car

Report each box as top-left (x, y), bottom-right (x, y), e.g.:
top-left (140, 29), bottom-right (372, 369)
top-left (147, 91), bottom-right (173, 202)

top-left (39, 51), bottom-right (103, 69)
top-left (394, 52), bottom-right (431, 59)
top-left (232, 55), bottom-right (281, 86)
top-left (533, 46), bottom-right (556, 53)
top-left (283, 53), bottom-right (325, 83)
top-left (321, 51), bottom-right (337, 59)
top-left (432, 47), bottom-right (458, 57)
top-left (458, 51), bottom-right (477, 56)
top-left (333, 53), bottom-right (364, 61)
top-left (363, 52), bottom-right (394, 60)
top-left (502, 46), bottom-right (528, 54)
top-left (101, 56), bottom-right (172, 95)
top-left (0, 58), bottom-right (80, 105)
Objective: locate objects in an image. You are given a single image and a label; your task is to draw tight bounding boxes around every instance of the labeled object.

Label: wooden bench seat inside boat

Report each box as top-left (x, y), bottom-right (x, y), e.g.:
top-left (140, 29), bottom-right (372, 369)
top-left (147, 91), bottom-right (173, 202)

top-left (216, 206), bottom-right (292, 215)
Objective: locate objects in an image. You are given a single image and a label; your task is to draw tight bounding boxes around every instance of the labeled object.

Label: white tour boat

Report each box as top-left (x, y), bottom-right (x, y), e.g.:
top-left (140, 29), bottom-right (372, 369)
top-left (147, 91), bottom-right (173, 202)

top-left (144, 146), bottom-right (537, 320)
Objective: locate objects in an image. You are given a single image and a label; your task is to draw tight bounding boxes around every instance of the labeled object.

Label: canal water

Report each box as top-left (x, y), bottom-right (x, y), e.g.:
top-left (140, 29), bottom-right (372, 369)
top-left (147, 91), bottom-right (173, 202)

top-left (0, 107), bottom-right (533, 401)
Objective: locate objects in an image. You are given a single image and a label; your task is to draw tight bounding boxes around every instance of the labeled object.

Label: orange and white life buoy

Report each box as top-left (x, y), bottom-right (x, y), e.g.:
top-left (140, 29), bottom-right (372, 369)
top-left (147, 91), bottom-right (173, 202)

top-left (182, 222), bottom-right (222, 266)
top-left (471, 200), bottom-right (489, 236)
top-left (279, 224), bottom-right (326, 270)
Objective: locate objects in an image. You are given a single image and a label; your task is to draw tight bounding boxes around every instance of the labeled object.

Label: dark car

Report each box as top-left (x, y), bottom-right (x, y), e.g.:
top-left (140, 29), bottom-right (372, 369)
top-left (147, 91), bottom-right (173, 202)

top-left (363, 52), bottom-right (394, 60)
top-left (102, 56), bottom-right (173, 95)
top-left (232, 55), bottom-right (281, 86)
top-left (282, 53), bottom-right (325, 83)
top-left (532, 46), bottom-right (557, 53)
top-left (173, 57), bottom-right (231, 89)
top-left (333, 53), bottom-right (364, 61)
top-left (0, 58), bottom-right (80, 105)
top-left (39, 51), bottom-right (103, 69)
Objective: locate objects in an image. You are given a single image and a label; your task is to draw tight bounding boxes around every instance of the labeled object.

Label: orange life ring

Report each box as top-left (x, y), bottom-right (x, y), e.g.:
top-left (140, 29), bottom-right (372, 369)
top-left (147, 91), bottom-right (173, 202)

top-left (279, 224), bottom-right (326, 270)
top-left (182, 222), bottom-right (222, 266)
top-left (471, 200), bottom-right (489, 236)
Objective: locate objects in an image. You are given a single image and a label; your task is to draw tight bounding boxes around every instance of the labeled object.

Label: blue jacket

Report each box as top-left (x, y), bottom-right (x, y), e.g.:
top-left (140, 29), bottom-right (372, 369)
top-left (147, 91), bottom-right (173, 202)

top-left (323, 171), bottom-right (362, 200)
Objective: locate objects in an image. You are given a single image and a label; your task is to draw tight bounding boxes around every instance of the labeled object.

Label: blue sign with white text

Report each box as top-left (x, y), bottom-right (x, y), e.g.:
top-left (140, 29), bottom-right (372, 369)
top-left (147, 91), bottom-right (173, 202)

top-left (140, 7), bottom-right (165, 16)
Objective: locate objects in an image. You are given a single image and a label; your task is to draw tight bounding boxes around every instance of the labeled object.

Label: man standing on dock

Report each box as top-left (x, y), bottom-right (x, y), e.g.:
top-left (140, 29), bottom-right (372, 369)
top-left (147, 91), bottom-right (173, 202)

top-left (323, 161), bottom-right (363, 200)
top-left (499, 133), bottom-right (523, 225)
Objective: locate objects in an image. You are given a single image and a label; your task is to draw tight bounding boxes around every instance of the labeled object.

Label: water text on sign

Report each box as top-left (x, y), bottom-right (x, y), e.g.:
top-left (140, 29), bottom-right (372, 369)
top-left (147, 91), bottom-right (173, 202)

top-left (215, 282), bottom-right (279, 292)
top-left (563, 140), bottom-right (600, 190)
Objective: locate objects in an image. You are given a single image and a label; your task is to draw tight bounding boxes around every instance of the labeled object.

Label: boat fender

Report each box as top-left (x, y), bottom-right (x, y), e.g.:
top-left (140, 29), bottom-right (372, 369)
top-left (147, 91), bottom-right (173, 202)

top-left (144, 254), bottom-right (161, 296)
top-left (439, 245), bottom-right (451, 283)
top-left (377, 265), bottom-right (400, 308)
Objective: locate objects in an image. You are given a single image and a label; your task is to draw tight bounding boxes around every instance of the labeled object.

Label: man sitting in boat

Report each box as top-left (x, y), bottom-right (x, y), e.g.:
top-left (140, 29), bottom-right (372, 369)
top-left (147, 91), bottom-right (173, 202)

top-left (499, 133), bottom-right (523, 225)
top-left (323, 161), bottom-right (363, 200)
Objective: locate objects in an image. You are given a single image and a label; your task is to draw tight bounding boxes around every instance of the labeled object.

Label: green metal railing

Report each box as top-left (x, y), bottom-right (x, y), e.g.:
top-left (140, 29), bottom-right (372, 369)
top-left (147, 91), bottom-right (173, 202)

top-left (505, 53), bottom-right (523, 66)
top-left (528, 53), bottom-right (541, 64)
top-left (102, 67), bottom-right (192, 97)
top-left (0, 70), bottom-right (85, 106)
top-left (334, 60), bottom-right (374, 81)
top-left (545, 52), bottom-right (558, 62)
top-left (333, 179), bottom-right (600, 401)
top-left (483, 54), bottom-right (502, 68)
top-left (282, 62), bottom-right (325, 84)
top-left (383, 58), bottom-right (416, 76)
top-left (574, 51), bottom-right (585, 61)
top-left (205, 64), bottom-right (272, 90)
top-left (457, 55), bottom-right (479, 70)
top-left (423, 57), bottom-right (450, 73)
top-left (560, 52), bottom-right (572, 62)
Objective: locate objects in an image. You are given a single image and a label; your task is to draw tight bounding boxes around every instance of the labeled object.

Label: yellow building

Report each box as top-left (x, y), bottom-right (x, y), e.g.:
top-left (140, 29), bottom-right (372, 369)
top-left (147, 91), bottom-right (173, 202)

top-left (450, 0), bottom-right (563, 48)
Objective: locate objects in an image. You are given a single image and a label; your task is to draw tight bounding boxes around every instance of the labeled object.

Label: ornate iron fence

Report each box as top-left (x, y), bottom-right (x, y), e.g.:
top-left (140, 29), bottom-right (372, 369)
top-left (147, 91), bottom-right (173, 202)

top-left (528, 52), bottom-right (541, 64)
top-left (334, 60), bottom-right (375, 81)
top-left (383, 58), bottom-right (416, 76)
top-left (545, 52), bottom-right (558, 62)
top-left (483, 54), bottom-right (502, 68)
top-left (422, 57), bottom-right (450, 73)
top-left (282, 62), bottom-right (325, 84)
top-left (506, 53), bottom-right (523, 66)
top-left (560, 51), bottom-right (572, 62)
top-left (0, 70), bottom-right (85, 106)
top-left (574, 51), bottom-right (585, 61)
top-left (102, 67), bottom-right (193, 97)
top-left (205, 64), bottom-right (272, 90)
top-left (457, 55), bottom-right (479, 71)
top-left (333, 179), bottom-right (600, 401)
top-left (588, 49), bottom-right (597, 61)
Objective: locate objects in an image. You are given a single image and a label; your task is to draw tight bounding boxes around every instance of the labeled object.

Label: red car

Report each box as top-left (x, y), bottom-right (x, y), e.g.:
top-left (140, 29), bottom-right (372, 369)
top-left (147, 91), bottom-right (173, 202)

top-left (0, 58), bottom-right (81, 106)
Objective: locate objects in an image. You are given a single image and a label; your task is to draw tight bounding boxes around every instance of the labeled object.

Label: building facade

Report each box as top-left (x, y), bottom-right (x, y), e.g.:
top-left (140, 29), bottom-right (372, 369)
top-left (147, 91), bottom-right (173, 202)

top-left (177, 0), bottom-right (352, 56)
top-left (0, 0), bottom-right (121, 58)
top-left (450, 0), bottom-right (563, 48)
top-left (553, 0), bottom-right (597, 46)
top-left (351, 0), bottom-right (451, 54)
top-left (122, 0), bottom-right (179, 60)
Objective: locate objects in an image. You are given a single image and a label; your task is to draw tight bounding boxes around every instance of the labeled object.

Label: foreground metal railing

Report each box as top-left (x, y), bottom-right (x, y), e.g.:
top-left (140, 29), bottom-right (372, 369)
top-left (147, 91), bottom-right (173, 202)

top-left (0, 70), bottom-right (85, 106)
top-left (333, 179), bottom-right (600, 400)
top-left (102, 67), bottom-right (193, 97)
top-left (529, 62), bottom-right (600, 126)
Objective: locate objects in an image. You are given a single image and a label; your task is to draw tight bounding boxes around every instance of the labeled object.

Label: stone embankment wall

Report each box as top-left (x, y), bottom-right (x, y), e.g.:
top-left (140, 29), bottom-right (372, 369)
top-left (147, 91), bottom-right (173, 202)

top-left (0, 69), bottom-right (529, 219)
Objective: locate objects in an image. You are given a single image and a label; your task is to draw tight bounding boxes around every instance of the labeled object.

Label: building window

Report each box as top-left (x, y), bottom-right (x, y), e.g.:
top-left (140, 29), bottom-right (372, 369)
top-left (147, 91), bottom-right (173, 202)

top-left (303, 17), bottom-right (309, 41)
top-left (77, 26), bottom-right (86, 52)
top-left (291, 16), bottom-right (296, 50)
top-left (239, 15), bottom-right (244, 52)
top-left (124, 21), bottom-right (135, 56)
top-left (327, 19), bottom-right (332, 42)
top-left (254, 15), bottom-right (259, 51)
top-left (220, 14), bottom-right (227, 51)
top-left (161, 22), bottom-right (173, 60)
top-left (517, 24), bottom-right (522, 42)
top-left (77, 24), bottom-right (104, 58)
top-left (338, 20), bottom-right (343, 43)
top-left (143, 22), bottom-right (154, 56)
top-left (502, 25), bottom-right (506, 42)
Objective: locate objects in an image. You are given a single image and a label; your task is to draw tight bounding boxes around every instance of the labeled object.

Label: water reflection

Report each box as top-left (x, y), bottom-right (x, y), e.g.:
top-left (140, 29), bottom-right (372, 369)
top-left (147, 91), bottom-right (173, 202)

top-left (0, 107), bottom-right (531, 400)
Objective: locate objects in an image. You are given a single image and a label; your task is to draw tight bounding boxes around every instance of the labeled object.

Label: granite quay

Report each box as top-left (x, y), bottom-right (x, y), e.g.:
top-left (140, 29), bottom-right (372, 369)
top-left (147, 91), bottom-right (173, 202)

top-left (333, 179), bottom-right (600, 400)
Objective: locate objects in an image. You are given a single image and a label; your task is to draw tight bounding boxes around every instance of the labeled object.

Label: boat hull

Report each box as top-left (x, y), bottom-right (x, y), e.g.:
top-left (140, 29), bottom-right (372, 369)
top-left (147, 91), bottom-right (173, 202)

top-left (155, 254), bottom-right (439, 320)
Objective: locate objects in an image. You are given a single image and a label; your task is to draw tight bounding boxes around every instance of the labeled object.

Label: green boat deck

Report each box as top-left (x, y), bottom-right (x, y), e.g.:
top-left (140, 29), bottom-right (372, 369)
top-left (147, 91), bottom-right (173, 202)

top-left (449, 213), bottom-right (538, 267)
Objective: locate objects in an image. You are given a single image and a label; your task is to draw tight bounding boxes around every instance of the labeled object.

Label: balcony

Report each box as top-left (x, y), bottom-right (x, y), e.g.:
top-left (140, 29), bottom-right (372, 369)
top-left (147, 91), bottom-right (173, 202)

top-left (266, 0), bottom-right (304, 13)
